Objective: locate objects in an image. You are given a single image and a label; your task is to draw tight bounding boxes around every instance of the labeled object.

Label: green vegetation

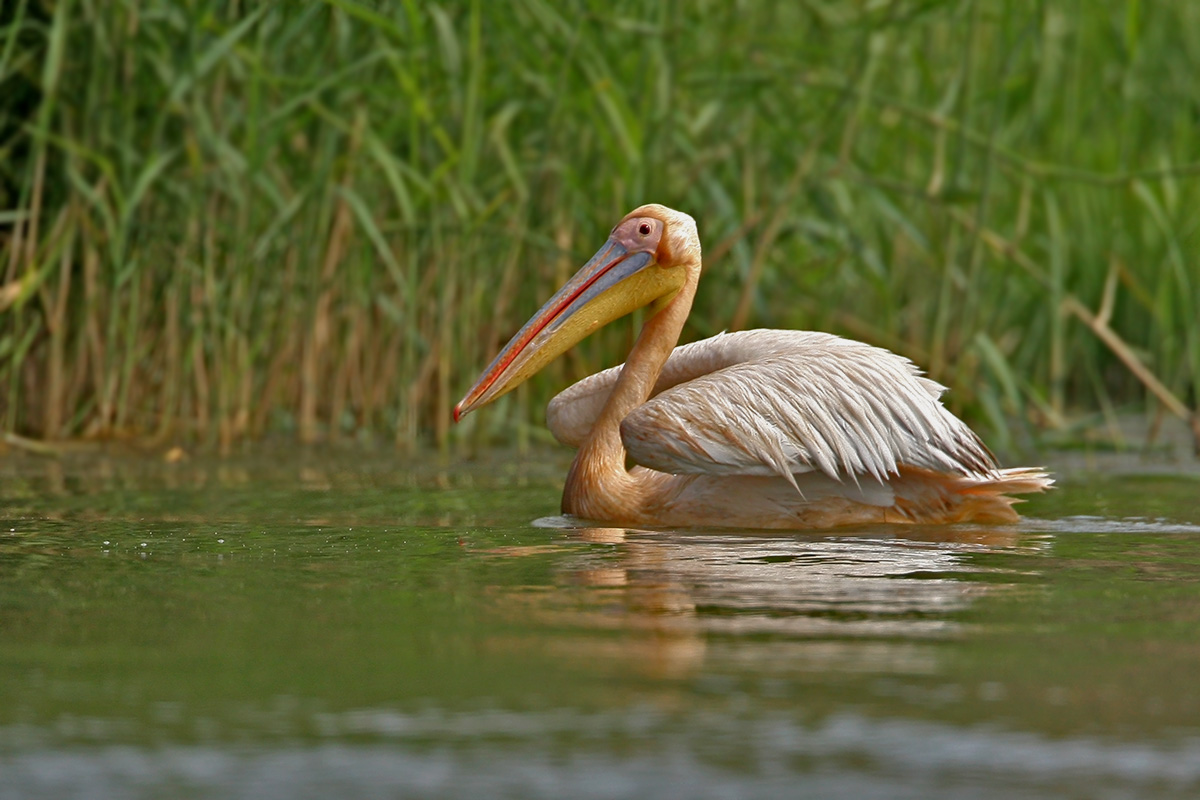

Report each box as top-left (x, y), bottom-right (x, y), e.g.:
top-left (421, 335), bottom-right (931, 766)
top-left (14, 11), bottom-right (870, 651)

top-left (1, 0), bottom-right (1197, 453)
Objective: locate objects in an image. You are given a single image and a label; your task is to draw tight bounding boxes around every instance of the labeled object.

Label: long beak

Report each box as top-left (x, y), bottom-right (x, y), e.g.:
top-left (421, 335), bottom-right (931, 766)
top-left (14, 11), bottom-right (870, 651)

top-left (454, 237), bottom-right (680, 421)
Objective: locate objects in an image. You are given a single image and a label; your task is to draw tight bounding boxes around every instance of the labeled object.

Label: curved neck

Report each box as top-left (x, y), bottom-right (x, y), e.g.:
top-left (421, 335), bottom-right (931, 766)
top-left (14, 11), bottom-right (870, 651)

top-left (563, 265), bottom-right (698, 514)
top-left (595, 277), bottom-right (696, 431)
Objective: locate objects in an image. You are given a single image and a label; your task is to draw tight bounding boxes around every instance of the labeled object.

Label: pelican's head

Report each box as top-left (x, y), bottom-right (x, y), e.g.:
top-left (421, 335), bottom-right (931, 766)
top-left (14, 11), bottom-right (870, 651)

top-left (454, 204), bottom-right (699, 420)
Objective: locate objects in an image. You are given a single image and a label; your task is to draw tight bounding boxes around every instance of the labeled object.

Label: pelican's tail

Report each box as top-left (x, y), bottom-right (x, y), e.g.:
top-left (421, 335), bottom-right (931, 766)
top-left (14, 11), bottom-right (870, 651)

top-left (891, 465), bottom-right (1054, 524)
top-left (970, 466), bottom-right (1056, 496)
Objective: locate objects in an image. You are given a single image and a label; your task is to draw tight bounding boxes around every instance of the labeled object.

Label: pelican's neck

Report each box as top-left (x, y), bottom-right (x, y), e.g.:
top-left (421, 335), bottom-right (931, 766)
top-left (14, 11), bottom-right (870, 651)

top-left (603, 270), bottom-right (696, 429)
top-left (563, 262), bottom-right (699, 516)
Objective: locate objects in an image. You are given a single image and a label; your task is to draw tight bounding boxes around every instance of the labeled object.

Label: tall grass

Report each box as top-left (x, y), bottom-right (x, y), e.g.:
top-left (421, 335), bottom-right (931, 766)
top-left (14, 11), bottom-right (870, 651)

top-left (1, 0), bottom-right (1197, 454)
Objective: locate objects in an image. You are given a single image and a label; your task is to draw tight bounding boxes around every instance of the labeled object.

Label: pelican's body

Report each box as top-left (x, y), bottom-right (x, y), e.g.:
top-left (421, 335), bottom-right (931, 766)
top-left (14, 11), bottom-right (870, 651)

top-left (456, 205), bottom-right (1051, 529)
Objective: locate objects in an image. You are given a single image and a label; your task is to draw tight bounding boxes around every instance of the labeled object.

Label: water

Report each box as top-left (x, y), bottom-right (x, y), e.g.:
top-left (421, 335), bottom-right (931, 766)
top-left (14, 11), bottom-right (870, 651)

top-left (1, 448), bottom-right (1199, 799)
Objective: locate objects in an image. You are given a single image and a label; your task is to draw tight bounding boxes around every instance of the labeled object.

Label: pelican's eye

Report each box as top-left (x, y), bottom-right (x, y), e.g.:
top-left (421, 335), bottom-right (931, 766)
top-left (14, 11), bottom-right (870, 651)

top-left (638, 222), bottom-right (652, 236)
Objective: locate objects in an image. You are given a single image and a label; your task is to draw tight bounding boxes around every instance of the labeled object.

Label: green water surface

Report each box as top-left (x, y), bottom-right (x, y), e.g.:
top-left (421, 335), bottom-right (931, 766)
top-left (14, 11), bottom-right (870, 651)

top-left (1, 449), bottom-right (1198, 799)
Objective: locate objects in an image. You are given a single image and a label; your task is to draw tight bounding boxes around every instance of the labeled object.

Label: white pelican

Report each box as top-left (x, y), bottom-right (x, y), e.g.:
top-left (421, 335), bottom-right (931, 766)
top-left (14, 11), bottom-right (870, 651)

top-left (455, 204), bottom-right (1051, 529)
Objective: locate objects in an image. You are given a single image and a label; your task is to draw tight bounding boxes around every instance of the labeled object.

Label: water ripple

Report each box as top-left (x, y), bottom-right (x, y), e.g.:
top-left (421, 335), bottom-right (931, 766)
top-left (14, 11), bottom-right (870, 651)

top-left (2, 711), bottom-right (1197, 800)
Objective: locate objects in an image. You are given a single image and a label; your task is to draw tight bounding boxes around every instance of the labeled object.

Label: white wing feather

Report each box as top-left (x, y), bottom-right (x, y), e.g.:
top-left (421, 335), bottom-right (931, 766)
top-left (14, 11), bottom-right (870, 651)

top-left (547, 330), bottom-right (996, 485)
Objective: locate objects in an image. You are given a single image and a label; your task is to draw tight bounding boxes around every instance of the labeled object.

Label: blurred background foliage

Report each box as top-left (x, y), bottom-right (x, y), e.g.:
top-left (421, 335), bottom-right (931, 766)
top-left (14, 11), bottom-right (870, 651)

top-left (0, 0), bottom-right (1197, 455)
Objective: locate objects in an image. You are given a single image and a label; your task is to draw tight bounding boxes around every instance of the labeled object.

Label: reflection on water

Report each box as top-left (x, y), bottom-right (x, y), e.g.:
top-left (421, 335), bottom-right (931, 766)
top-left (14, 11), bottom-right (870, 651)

top-left (484, 521), bottom-right (1039, 681)
top-left (2, 451), bottom-right (1200, 799)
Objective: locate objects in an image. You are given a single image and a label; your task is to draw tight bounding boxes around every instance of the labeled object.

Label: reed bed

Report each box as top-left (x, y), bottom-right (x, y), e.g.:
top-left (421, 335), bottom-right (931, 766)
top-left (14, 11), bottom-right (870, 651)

top-left (1, 0), bottom-right (1198, 454)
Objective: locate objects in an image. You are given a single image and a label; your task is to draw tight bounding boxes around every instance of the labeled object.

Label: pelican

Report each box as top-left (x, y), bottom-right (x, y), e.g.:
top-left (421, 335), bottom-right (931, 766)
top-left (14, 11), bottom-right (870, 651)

top-left (455, 204), bottom-right (1051, 529)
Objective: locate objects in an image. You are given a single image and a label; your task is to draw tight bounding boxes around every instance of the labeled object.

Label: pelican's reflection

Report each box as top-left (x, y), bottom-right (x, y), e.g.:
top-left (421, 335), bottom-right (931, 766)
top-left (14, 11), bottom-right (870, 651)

top-left (484, 523), bottom-right (1042, 679)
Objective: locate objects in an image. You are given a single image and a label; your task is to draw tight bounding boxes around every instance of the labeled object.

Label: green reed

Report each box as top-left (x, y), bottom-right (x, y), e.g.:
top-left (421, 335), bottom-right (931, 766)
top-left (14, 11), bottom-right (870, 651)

top-left (1, 0), bottom-right (1197, 453)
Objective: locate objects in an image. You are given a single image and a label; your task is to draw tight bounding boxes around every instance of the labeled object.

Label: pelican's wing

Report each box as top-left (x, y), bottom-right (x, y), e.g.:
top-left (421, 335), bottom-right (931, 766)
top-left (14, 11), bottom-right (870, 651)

top-left (610, 330), bottom-right (997, 485)
top-left (546, 329), bottom-right (777, 447)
